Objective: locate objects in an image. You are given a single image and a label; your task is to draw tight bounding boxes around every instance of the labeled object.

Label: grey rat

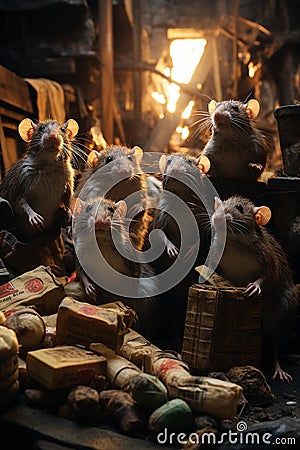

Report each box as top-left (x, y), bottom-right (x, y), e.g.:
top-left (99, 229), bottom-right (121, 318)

top-left (202, 99), bottom-right (267, 180)
top-left (148, 152), bottom-right (211, 349)
top-left (211, 195), bottom-right (299, 382)
top-left (74, 145), bottom-right (150, 251)
top-left (151, 152), bottom-right (211, 266)
top-left (0, 118), bottom-right (79, 241)
top-left (73, 196), bottom-right (158, 339)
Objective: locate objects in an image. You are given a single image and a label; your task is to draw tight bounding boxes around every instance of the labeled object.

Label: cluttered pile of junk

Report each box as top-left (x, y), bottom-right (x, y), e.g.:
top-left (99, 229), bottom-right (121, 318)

top-left (0, 15), bottom-right (300, 450)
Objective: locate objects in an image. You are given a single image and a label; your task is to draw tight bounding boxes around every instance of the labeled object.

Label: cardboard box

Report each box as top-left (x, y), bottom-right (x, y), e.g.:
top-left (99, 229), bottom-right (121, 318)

top-left (0, 266), bottom-right (65, 315)
top-left (56, 297), bottom-right (136, 352)
top-left (181, 284), bottom-right (263, 372)
top-left (27, 345), bottom-right (107, 390)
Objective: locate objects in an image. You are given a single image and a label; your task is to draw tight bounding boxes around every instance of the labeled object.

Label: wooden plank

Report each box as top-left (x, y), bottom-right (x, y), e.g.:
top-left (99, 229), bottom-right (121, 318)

top-left (212, 36), bottom-right (222, 101)
top-left (0, 108), bottom-right (29, 127)
top-left (0, 403), bottom-right (162, 450)
top-left (0, 65), bottom-right (34, 114)
top-left (99, 0), bottom-right (114, 144)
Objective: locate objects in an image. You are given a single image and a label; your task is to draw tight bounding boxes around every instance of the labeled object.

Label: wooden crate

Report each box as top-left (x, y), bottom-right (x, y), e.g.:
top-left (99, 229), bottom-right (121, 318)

top-left (181, 284), bottom-right (263, 372)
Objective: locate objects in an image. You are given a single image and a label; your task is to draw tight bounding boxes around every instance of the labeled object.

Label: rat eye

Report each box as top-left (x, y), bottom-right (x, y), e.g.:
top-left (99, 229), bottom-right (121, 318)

top-left (108, 206), bottom-right (115, 213)
top-left (127, 155), bottom-right (133, 161)
top-left (235, 203), bottom-right (244, 213)
top-left (38, 124), bottom-right (45, 132)
top-left (61, 127), bottom-right (66, 133)
top-left (232, 105), bottom-right (239, 112)
top-left (186, 159), bottom-right (193, 165)
top-left (86, 204), bottom-right (93, 212)
top-left (105, 156), bottom-right (113, 164)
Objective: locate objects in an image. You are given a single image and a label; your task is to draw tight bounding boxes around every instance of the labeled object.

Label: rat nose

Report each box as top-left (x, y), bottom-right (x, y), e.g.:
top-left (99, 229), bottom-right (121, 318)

top-left (95, 214), bottom-right (110, 233)
top-left (48, 132), bottom-right (60, 141)
top-left (213, 111), bottom-right (230, 127)
top-left (168, 161), bottom-right (181, 174)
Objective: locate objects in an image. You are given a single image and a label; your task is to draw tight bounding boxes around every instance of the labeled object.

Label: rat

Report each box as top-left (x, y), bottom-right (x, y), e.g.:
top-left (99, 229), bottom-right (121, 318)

top-left (0, 118), bottom-right (79, 241)
top-left (148, 152), bottom-right (211, 350)
top-left (202, 99), bottom-right (267, 180)
top-left (151, 152), bottom-right (211, 265)
top-left (73, 195), bottom-right (159, 339)
top-left (211, 195), bottom-right (299, 382)
top-left (74, 145), bottom-right (150, 251)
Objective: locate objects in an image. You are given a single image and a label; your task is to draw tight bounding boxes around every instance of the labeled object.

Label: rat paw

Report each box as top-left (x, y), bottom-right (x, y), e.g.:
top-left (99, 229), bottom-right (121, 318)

top-left (272, 368), bottom-right (293, 383)
top-left (85, 282), bottom-right (97, 302)
top-left (248, 162), bottom-right (263, 173)
top-left (244, 280), bottom-right (261, 297)
top-left (166, 239), bottom-right (179, 260)
top-left (29, 212), bottom-right (45, 231)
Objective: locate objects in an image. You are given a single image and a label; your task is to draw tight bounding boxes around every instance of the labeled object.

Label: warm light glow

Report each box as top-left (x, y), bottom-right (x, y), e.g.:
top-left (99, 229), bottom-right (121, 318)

top-left (151, 39), bottom-right (206, 114)
top-left (167, 83), bottom-right (180, 113)
top-left (248, 61), bottom-right (262, 78)
top-left (181, 100), bottom-right (195, 119)
top-left (166, 38), bottom-right (206, 113)
top-left (181, 126), bottom-right (189, 140)
top-left (164, 67), bottom-right (171, 77)
top-left (176, 125), bottom-right (189, 140)
top-left (151, 92), bottom-right (166, 104)
top-left (170, 39), bottom-right (206, 84)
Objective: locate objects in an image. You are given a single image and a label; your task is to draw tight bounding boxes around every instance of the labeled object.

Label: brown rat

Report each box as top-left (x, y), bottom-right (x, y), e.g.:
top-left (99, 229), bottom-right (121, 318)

top-left (148, 152), bottom-right (211, 349)
top-left (151, 152), bottom-right (211, 265)
top-left (0, 118), bottom-right (79, 241)
top-left (73, 196), bottom-right (158, 339)
top-left (74, 145), bottom-right (150, 250)
top-left (211, 195), bottom-right (299, 382)
top-left (202, 99), bottom-right (267, 180)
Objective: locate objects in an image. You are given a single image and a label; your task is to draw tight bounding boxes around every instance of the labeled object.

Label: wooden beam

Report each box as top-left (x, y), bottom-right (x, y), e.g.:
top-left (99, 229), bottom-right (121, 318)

top-left (99, 0), bottom-right (114, 144)
top-left (0, 65), bottom-right (34, 114)
top-left (212, 36), bottom-right (222, 102)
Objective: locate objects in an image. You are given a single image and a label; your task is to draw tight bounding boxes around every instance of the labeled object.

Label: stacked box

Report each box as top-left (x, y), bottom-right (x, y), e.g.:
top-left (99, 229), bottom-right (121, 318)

top-left (27, 345), bottom-right (107, 390)
top-left (181, 285), bottom-right (262, 372)
top-left (56, 297), bottom-right (136, 352)
top-left (0, 265), bottom-right (65, 315)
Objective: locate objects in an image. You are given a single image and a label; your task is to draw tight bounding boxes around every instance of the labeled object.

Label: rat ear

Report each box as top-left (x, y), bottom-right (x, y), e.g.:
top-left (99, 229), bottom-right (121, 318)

top-left (196, 155), bottom-right (210, 173)
top-left (115, 200), bottom-right (127, 219)
top-left (64, 119), bottom-right (79, 138)
top-left (132, 146), bottom-right (143, 164)
top-left (208, 100), bottom-right (217, 115)
top-left (253, 205), bottom-right (271, 226)
top-left (214, 196), bottom-right (222, 211)
top-left (71, 198), bottom-right (84, 217)
top-left (159, 155), bottom-right (167, 174)
top-left (18, 118), bottom-right (36, 142)
top-left (87, 150), bottom-right (100, 168)
top-left (246, 99), bottom-right (260, 120)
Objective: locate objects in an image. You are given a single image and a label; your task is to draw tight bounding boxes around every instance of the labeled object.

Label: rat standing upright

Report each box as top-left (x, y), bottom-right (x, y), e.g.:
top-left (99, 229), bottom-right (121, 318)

top-left (0, 118), bottom-right (78, 274)
top-left (202, 99), bottom-right (267, 180)
top-left (73, 195), bottom-right (158, 339)
top-left (148, 152), bottom-right (211, 349)
top-left (74, 145), bottom-right (150, 251)
top-left (211, 195), bottom-right (299, 382)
